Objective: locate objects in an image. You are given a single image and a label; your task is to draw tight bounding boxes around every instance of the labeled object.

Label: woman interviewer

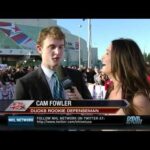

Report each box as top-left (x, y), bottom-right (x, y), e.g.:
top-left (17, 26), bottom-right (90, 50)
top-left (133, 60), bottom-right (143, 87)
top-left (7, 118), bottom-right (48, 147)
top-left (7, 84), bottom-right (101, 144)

top-left (101, 38), bottom-right (150, 115)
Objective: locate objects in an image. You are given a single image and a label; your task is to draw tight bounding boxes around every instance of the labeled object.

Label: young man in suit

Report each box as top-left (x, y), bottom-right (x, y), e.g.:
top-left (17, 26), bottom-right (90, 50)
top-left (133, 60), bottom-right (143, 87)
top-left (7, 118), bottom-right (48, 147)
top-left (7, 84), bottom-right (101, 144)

top-left (15, 26), bottom-right (92, 100)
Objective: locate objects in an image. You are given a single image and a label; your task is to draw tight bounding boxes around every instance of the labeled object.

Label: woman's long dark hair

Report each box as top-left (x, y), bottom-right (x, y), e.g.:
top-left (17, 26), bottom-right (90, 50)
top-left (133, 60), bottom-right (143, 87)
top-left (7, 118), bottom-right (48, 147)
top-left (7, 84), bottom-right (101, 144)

top-left (106, 38), bottom-right (150, 115)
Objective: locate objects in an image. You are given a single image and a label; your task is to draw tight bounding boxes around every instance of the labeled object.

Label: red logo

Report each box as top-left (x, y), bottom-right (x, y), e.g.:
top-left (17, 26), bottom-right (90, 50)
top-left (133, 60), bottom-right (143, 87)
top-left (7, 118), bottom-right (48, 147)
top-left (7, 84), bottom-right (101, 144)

top-left (9, 102), bottom-right (25, 110)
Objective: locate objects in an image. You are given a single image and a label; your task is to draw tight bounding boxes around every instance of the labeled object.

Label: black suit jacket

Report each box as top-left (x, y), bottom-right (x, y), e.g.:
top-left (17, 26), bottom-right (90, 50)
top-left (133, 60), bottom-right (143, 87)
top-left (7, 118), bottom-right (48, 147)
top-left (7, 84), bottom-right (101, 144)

top-left (15, 66), bottom-right (92, 100)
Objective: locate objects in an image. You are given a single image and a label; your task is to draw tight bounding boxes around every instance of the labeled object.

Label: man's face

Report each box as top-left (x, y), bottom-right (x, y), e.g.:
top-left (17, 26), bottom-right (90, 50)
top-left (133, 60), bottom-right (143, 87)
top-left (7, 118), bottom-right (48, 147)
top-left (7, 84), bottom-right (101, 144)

top-left (37, 36), bottom-right (65, 70)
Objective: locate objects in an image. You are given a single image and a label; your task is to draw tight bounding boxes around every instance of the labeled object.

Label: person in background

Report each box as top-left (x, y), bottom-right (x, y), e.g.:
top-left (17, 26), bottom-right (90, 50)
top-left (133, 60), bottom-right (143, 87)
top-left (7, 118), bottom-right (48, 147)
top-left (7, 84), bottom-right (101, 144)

top-left (94, 67), bottom-right (101, 85)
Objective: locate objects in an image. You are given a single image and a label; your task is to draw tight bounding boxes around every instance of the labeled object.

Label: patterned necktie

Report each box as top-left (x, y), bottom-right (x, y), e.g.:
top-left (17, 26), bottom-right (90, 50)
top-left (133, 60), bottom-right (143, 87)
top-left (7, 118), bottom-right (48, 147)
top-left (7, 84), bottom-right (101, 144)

top-left (51, 72), bottom-right (65, 99)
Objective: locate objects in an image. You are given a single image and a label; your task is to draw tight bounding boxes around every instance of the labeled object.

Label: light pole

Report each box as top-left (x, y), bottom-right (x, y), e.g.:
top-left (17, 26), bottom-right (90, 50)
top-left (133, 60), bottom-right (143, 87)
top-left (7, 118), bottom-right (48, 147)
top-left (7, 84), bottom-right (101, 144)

top-left (78, 25), bottom-right (82, 68)
top-left (88, 19), bottom-right (92, 68)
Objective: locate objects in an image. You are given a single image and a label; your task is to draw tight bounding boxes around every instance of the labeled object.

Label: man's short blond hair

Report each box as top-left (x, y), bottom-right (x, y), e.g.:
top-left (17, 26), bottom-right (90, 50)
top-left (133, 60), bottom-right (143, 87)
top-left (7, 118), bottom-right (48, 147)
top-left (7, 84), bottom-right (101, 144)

top-left (37, 26), bottom-right (65, 46)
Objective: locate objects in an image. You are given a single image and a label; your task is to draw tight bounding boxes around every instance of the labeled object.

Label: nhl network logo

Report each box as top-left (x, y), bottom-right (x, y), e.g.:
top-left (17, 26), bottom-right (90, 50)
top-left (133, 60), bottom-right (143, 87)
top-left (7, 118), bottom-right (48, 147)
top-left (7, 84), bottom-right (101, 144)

top-left (126, 116), bottom-right (143, 125)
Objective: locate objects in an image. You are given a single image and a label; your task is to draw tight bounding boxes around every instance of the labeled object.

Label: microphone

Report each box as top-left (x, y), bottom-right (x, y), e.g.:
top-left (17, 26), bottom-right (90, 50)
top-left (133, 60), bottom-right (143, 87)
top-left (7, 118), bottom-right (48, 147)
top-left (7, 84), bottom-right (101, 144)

top-left (55, 66), bottom-right (74, 92)
top-left (61, 77), bottom-right (74, 92)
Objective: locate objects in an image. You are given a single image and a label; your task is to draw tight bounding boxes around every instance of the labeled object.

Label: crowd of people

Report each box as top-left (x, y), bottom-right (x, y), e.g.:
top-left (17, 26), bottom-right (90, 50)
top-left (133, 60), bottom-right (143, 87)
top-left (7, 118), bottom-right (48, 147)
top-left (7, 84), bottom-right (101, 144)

top-left (0, 66), bottom-right (36, 99)
top-left (0, 65), bottom-right (110, 100)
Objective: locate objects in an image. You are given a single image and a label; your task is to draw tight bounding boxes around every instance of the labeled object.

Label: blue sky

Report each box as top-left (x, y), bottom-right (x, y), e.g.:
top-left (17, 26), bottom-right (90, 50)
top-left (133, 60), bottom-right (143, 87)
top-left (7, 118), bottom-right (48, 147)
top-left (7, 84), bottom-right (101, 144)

top-left (55, 19), bottom-right (150, 59)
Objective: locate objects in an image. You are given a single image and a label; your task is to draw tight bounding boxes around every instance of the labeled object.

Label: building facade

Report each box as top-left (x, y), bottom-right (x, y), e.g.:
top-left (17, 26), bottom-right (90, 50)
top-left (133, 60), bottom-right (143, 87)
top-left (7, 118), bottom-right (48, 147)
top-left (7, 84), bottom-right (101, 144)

top-left (0, 19), bottom-right (98, 67)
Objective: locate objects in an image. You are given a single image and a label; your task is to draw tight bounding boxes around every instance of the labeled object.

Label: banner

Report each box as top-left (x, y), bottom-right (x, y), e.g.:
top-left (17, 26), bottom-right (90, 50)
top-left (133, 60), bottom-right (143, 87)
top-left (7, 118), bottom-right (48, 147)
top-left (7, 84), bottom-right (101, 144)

top-left (0, 114), bottom-right (149, 130)
top-left (0, 21), bottom-right (36, 49)
top-left (0, 100), bottom-right (128, 114)
top-left (0, 100), bottom-right (149, 130)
